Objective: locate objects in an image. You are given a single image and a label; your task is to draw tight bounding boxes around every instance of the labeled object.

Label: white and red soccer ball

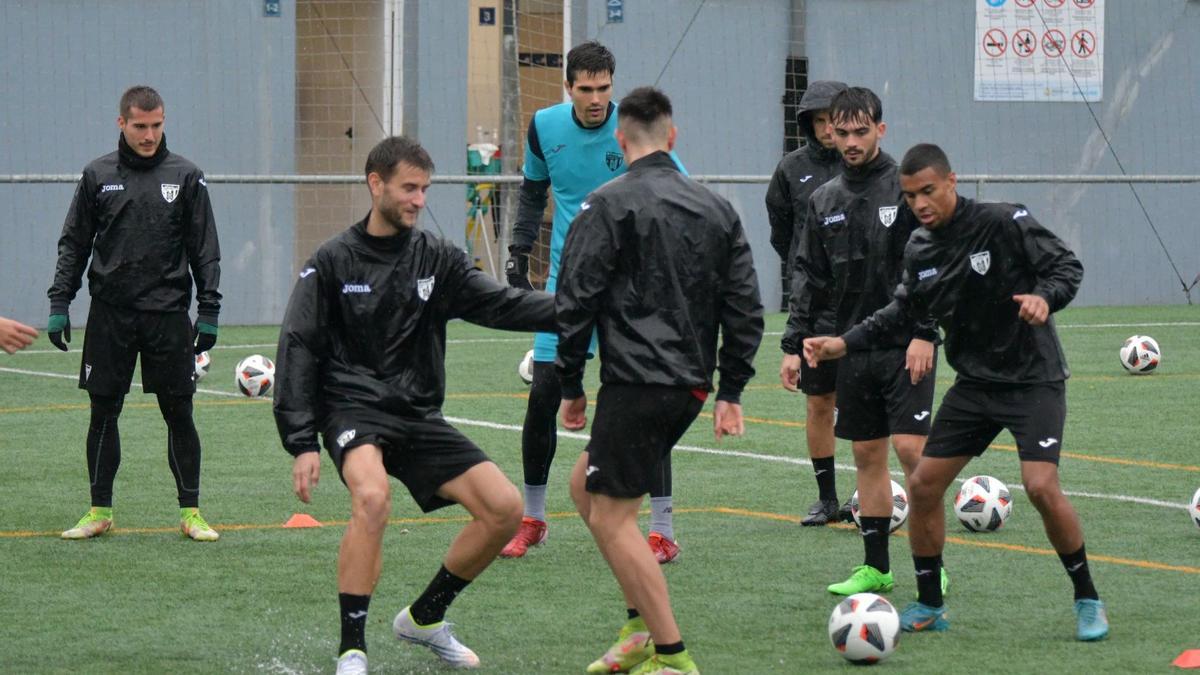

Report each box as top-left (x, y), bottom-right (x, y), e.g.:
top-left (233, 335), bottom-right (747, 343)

top-left (955, 475), bottom-right (1013, 532)
top-left (828, 592), bottom-right (900, 664)
top-left (1119, 335), bottom-right (1160, 374)
top-left (235, 354), bottom-right (275, 397)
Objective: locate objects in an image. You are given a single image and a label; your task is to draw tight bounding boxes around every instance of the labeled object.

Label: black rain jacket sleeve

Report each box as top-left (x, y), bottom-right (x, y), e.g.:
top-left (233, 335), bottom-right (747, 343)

top-left (779, 198), bottom-right (833, 354)
top-left (554, 194), bottom-right (613, 399)
top-left (273, 255), bottom-right (330, 456)
top-left (186, 173), bottom-right (222, 321)
top-left (48, 172), bottom-right (99, 314)
top-left (765, 169), bottom-right (793, 261)
top-left (716, 213), bottom-right (764, 401)
top-left (448, 247), bottom-right (557, 330)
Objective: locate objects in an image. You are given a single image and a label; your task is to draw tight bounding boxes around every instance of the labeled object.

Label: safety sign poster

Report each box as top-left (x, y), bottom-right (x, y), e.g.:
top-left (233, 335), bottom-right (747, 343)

top-left (975, 0), bottom-right (1104, 102)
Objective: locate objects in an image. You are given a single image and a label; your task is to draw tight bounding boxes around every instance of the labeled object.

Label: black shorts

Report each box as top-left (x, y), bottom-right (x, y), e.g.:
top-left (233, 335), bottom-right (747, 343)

top-left (834, 347), bottom-right (936, 441)
top-left (322, 408), bottom-right (490, 512)
top-left (799, 357), bottom-right (838, 396)
top-left (585, 384), bottom-right (704, 498)
top-left (79, 299), bottom-right (196, 396)
top-left (924, 381), bottom-right (1066, 464)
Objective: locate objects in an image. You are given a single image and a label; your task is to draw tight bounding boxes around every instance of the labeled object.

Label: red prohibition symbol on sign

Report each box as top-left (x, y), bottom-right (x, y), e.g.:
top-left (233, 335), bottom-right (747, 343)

top-left (1042, 29), bottom-right (1066, 57)
top-left (1073, 0), bottom-right (1095, 8)
top-left (1044, 0), bottom-right (1066, 8)
top-left (983, 28), bottom-right (1007, 57)
top-left (1072, 29), bottom-right (1096, 57)
top-left (1013, 29), bottom-right (1036, 57)
top-left (1015, 0), bottom-right (1035, 7)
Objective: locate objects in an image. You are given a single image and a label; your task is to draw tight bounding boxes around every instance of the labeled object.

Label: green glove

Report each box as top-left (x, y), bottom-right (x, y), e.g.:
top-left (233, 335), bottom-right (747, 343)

top-left (48, 314), bottom-right (71, 352)
top-left (194, 320), bottom-right (218, 354)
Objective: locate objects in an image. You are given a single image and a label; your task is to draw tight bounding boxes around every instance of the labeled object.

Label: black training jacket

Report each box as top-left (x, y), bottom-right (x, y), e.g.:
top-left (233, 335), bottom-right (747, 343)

top-left (47, 136), bottom-right (221, 318)
top-left (764, 80), bottom-right (847, 268)
top-left (843, 197), bottom-right (1083, 385)
top-left (555, 151), bottom-right (764, 403)
top-left (781, 151), bottom-right (935, 354)
top-left (274, 217), bottom-right (556, 456)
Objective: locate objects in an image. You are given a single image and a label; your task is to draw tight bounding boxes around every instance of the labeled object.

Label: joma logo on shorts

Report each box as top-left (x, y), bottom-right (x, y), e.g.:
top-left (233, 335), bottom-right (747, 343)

top-left (342, 283), bottom-right (372, 294)
top-left (337, 429), bottom-right (357, 448)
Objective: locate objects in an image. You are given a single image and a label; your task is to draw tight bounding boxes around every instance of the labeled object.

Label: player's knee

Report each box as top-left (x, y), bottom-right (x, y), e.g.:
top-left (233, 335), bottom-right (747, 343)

top-left (156, 394), bottom-right (194, 424)
top-left (89, 393), bottom-right (125, 422)
top-left (907, 471), bottom-right (941, 509)
top-left (351, 485), bottom-right (392, 527)
top-left (1022, 476), bottom-right (1061, 511)
top-left (806, 396), bottom-right (835, 424)
top-left (488, 484), bottom-right (524, 536)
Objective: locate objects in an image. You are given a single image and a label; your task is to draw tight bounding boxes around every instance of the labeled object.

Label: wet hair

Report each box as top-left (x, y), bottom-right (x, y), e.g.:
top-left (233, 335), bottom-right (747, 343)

top-left (119, 86), bottom-right (164, 117)
top-left (900, 143), bottom-right (953, 177)
top-left (829, 86), bottom-right (883, 126)
top-left (617, 87), bottom-right (673, 142)
top-left (365, 136), bottom-right (434, 181)
top-left (566, 41), bottom-right (615, 84)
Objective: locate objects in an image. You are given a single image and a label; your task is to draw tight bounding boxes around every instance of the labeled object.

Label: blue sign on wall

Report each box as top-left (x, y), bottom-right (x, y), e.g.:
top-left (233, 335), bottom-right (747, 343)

top-left (479, 7), bottom-right (496, 26)
top-left (264, 1), bottom-right (281, 17)
top-left (607, 0), bottom-right (624, 24)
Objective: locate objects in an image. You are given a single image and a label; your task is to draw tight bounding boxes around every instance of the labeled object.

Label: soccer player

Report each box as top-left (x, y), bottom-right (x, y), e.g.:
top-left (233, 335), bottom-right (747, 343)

top-left (556, 87), bottom-right (764, 675)
top-left (503, 40), bottom-right (684, 562)
top-left (804, 142), bottom-right (1107, 641)
top-left (0, 315), bottom-right (38, 354)
top-left (274, 136), bottom-right (556, 674)
top-left (48, 85), bottom-right (222, 542)
top-left (765, 79), bottom-right (851, 526)
top-left (780, 87), bottom-right (939, 596)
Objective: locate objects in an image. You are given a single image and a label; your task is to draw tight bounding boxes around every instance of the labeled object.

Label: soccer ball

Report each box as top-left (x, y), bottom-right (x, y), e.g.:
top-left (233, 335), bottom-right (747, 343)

top-left (1119, 335), bottom-right (1160, 374)
top-left (517, 349), bottom-right (534, 385)
top-left (1189, 487), bottom-right (1200, 531)
top-left (954, 475), bottom-right (1013, 532)
top-left (849, 479), bottom-right (909, 533)
top-left (235, 354), bottom-right (275, 397)
top-left (194, 351), bottom-right (211, 381)
top-left (828, 592), bottom-right (900, 664)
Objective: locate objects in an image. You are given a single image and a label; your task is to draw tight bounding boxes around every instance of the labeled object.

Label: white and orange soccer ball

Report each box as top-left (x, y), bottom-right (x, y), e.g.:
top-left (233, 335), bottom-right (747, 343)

top-left (955, 475), bottom-right (1013, 532)
top-left (194, 351), bottom-right (211, 381)
top-left (1119, 335), bottom-right (1160, 374)
top-left (235, 354), bottom-right (275, 397)
top-left (849, 480), bottom-right (909, 534)
top-left (517, 349), bottom-right (534, 385)
top-left (1189, 487), bottom-right (1200, 532)
top-left (828, 593), bottom-right (900, 664)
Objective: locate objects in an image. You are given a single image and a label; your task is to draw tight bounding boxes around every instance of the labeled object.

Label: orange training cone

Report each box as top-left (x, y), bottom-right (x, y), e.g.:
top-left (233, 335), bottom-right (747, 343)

top-left (1174, 650), bottom-right (1200, 669)
top-left (283, 513), bottom-right (323, 528)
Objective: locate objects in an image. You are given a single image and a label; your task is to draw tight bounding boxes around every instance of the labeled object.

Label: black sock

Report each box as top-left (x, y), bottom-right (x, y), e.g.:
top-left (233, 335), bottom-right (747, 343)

top-left (627, 608), bottom-right (640, 621)
top-left (86, 394), bottom-right (124, 507)
top-left (410, 565), bottom-right (472, 625)
top-left (812, 457), bottom-right (837, 501)
top-left (338, 593), bottom-right (371, 655)
top-left (158, 394), bottom-right (202, 508)
top-left (914, 555), bottom-right (943, 607)
top-left (860, 517), bottom-right (891, 572)
top-left (1058, 544), bottom-right (1099, 601)
top-left (656, 641), bottom-right (685, 656)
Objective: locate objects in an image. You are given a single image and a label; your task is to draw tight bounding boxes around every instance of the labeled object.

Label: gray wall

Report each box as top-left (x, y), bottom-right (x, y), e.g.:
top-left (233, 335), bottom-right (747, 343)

top-left (806, 0), bottom-right (1200, 306)
top-left (0, 0), bottom-right (296, 327)
top-left (582, 0), bottom-right (794, 308)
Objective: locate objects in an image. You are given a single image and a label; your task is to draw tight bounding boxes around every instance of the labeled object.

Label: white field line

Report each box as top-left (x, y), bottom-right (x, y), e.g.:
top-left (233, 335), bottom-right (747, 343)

top-left (1, 365), bottom-right (1187, 511)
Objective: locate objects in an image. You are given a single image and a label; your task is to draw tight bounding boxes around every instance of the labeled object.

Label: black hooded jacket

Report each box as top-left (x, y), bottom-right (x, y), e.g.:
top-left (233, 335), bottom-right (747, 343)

top-left (555, 151), bottom-right (764, 403)
top-left (764, 80), bottom-right (848, 268)
top-left (273, 217), bottom-right (555, 456)
top-left (843, 197), bottom-right (1083, 385)
top-left (47, 135), bottom-right (221, 320)
top-left (781, 151), bottom-right (937, 353)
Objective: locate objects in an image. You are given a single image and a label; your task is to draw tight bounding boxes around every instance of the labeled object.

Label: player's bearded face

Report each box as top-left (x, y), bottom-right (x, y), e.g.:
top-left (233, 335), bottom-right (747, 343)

top-left (811, 111), bottom-right (836, 149)
top-left (375, 163), bottom-right (431, 231)
top-left (833, 114), bottom-right (884, 167)
top-left (118, 106), bottom-right (165, 157)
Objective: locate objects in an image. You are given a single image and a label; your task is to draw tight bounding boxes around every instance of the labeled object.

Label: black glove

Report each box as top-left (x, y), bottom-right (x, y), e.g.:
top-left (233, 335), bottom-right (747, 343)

top-left (194, 315), bottom-right (218, 354)
top-left (48, 313), bottom-right (71, 352)
top-left (505, 252), bottom-right (533, 291)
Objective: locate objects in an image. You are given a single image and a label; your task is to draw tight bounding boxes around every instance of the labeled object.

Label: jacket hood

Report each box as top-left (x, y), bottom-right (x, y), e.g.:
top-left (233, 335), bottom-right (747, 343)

top-left (797, 80), bottom-right (848, 149)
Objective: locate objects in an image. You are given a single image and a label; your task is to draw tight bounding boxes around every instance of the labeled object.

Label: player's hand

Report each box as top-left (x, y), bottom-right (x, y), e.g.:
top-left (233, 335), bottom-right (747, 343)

top-left (193, 320), bottom-right (218, 354)
top-left (292, 451), bottom-right (321, 503)
top-left (1012, 294), bottom-right (1049, 326)
top-left (780, 353), bottom-right (802, 392)
top-left (505, 252), bottom-right (534, 291)
top-left (713, 400), bottom-right (744, 440)
top-left (906, 338), bottom-right (935, 385)
top-left (803, 336), bottom-right (846, 368)
top-left (47, 313), bottom-right (71, 352)
top-left (0, 316), bottom-right (38, 354)
top-left (559, 395), bottom-right (588, 430)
